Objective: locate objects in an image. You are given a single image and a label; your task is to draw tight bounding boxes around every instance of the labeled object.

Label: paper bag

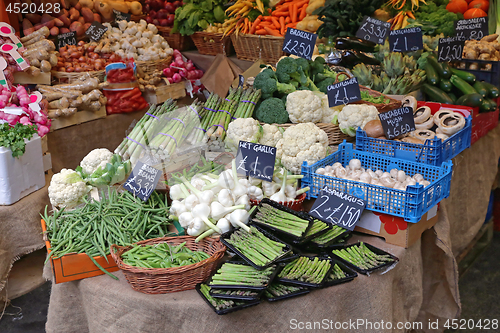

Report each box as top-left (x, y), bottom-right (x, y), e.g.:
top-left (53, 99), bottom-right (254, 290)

top-left (201, 54), bottom-right (242, 97)
top-left (232, 59), bottom-right (266, 88)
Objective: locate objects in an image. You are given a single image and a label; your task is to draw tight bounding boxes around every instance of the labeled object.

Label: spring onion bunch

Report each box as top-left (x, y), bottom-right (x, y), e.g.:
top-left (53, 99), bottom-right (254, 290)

top-left (332, 242), bottom-right (394, 270)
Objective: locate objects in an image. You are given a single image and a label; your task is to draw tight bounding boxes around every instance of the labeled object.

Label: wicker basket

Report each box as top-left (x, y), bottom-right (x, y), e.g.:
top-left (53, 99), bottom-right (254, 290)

top-left (353, 86), bottom-right (401, 113)
top-left (231, 34), bottom-right (285, 64)
top-left (157, 26), bottom-right (194, 51)
top-left (265, 122), bottom-right (354, 146)
top-left (135, 56), bottom-right (172, 76)
top-left (191, 32), bottom-right (232, 56)
top-left (51, 70), bottom-right (105, 84)
top-left (110, 236), bottom-right (226, 294)
top-left (250, 193), bottom-right (307, 211)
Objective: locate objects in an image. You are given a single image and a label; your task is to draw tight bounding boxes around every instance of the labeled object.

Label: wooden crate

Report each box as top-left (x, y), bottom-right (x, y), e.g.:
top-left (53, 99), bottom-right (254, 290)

top-left (41, 135), bottom-right (48, 154)
top-left (143, 82), bottom-right (186, 105)
top-left (50, 106), bottom-right (106, 131)
top-left (43, 153), bottom-right (52, 172)
top-left (14, 72), bottom-right (51, 85)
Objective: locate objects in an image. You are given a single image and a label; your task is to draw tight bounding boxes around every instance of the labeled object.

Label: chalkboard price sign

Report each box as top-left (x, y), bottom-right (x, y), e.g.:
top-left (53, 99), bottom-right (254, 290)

top-left (56, 31), bottom-right (76, 50)
top-left (378, 106), bottom-right (415, 140)
top-left (114, 9), bottom-right (131, 22)
top-left (308, 185), bottom-right (366, 231)
top-left (389, 27), bottom-right (423, 53)
top-left (356, 16), bottom-right (391, 45)
top-left (326, 77), bottom-right (362, 108)
top-left (85, 21), bottom-right (108, 42)
top-left (235, 141), bottom-right (277, 182)
top-left (437, 36), bottom-right (464, 62)
top-left (123, 161), bottom-right (161, 202)
top-left (282, 28), bottom-right (318, 60)
top-left (455, 17), bottom-right (488, 41)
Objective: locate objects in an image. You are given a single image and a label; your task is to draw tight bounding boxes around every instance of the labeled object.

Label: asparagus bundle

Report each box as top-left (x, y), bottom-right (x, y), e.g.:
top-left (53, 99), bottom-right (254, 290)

top-left (310, 225), bottom-right (346, 245)
top-left (331, 242), bottom-right (394, 270)
top-left (304, 219), bottom-right (329, 238)
top-left (264, 283), bottom-right (304, 298)
top-left (278, 257), bottom-right (331, 284)
top-left (233, 88), bottom-right (261, 118)
top-left (190, 93), bottom-right (222, 145)
top-left (199, 284), bottom-right (246, 311)
top-left (225, 227), bottom-right (287, 266)
top-left (206, 87), bottom-right (243, 141)
top-left (253, 204), bottom-right (310, 237)
top-left (211, 289), bottom-right (260, 297)
top-left (210, 263), bottom-right (276, 287)
top-left (327, 264), bottom-right (347, 281)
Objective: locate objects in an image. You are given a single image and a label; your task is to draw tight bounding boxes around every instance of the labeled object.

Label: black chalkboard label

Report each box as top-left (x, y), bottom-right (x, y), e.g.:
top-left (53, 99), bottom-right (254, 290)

top-left (114, 9), bottom-right (131, 22)
top-left (123, 161), bottom-right (161, 202)
top-left (56, 31), bottom-right (76, 50)
top-left (282, 28), bottom-right (317, 60)
top-left (309, 185), bottom-right (366, 231)
top-left (437, 36), bottom-right (464, 62)
top-left (235, 141), bottom-right (276, 182)
top-left (389, 27), bottom-right (423, 52)
top-left (455, 17), bottom-right (488, 41)
top-left (378, 106), bottom-right (415, 139)
top-left (85, 21), bottom-right (108, 42)
top-left (238, 74), bottom-right (244, 88)
top-left (326, 77), bottom-right (361, 108)
top-left (356, 16), bottom-right (391, 45)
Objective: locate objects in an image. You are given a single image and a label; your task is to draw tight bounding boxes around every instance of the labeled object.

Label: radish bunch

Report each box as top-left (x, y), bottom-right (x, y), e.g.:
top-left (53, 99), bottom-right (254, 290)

top-left (0, 85), bottom-right (51, 137)
top-left (162, 49), bottom-right (204, 84)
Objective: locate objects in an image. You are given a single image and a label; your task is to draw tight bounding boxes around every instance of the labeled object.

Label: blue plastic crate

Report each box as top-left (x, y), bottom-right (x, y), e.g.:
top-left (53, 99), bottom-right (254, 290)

top-left (356, 103), bottom-right (472, 166)
top-left (301, 142), bottom-right (453, 223)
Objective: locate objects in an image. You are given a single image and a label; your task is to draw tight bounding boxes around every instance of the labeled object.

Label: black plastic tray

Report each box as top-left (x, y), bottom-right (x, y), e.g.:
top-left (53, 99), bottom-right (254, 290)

top-left (264, 284), bottom-right (311, 302)
top-left (329, 242), bottom-right (399, 275)
top-left (196, 284), bottom-right (261, 315)
top-left (323, 260), bottom-right (358, 288)
top-left (276, 256), bottom-right (333, 289)
top-left (249, 199), bottom-right (314, 242)
top-left (209, 288), bottom-right (265, 301)
top-left (207, 261), bottom-right (279, 291)
top-left (220, 224), bottom-right (293, 270)
top-left (308, 228), bottom-right (352, 249)
top-left (291, 219), bottom-right (333, 245)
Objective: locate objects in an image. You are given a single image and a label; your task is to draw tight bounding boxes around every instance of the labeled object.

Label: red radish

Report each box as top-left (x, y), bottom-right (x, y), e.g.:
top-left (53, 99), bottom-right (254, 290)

top-left (150, 10), bottom-right (157, 19)
top-left (145, 17), bottom-right (154, 24)
top-left (167, 77), bottom-right (174, 84)
top-left (164, 2), bottom-right (175, 12)
top-left (185, 61), bottom-right (194, 70)
top-left (172, 73), bottom-right (182, 83)
top-left (160, 19), bottom-right (168, 26)
top-left (167, 14), bottom-right (175, 26)
top-left (163, 67), bottom-right (174, 77)
top-left (153, 19), bottom-right (160, 26)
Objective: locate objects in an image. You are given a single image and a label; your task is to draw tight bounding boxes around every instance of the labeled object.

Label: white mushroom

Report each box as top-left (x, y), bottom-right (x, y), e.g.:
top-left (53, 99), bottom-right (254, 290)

top-left (348, 159), bottom-right (362, 170)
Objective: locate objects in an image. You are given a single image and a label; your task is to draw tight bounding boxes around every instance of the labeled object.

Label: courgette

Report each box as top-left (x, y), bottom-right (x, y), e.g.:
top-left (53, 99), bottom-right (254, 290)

top-left (473, 81), bottom-right (488, 97)
top-left (440, 62), bottom-right (452, 79)
top-left (484, 98), bottom-right (497, 111)
top-left (425, 63), bottom-right (440, 86)
top-left (481, 81), bottom-right (500, 98)
top-left (448, 92), bottom-right (457, 103)
top-left (422, 84), bottom-right (453, 104)
top-left (428, 56), bottom-right (450, 79)
top-left (480, 99), bottom-right (493, 112)
top-left (450, 75), bottom-right (478, 95)
top-left (455, 93), bottom-right (484, 107)
top-left (439, 79), bottom-right (453, 92)
top-left (450, 68), bottom-right (476, 84)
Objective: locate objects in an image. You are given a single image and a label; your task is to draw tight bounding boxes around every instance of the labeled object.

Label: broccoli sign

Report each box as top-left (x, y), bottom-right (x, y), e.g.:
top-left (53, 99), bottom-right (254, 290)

top-left (282, 28), bottom-right (318, 60)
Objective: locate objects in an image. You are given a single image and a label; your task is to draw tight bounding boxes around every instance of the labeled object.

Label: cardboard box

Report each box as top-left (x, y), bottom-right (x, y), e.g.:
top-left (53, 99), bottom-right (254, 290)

top-left (354, 205), bottom-right (439, 248)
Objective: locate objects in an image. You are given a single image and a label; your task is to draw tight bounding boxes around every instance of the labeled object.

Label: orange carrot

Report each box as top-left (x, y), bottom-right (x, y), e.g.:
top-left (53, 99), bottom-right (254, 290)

top-left (264, 26), bottom-right (282, 37)
top-left (299, 4), bottom-right (307, 20)
top-left (271, 16), bottom-right (281, 29)
top-left (286, 22), bottom-right (297, 28)
top-left (291, 3), bottom-right (297, 23)
top-left (272, 11), bottom-right (289, 17)
top-left (263, 16), bottom-right (273, 21)
top-left (277, 2), bottom-right (291, 9)
top-left (285, 17), bottom-right (291, 23)
top-left (279, 16), bottom-right (285, 35)
top-left (255, 29), bottom-right (267, 35)
top-left (295, 0), bottom-right (309, 8)
top-left (259, 21), bottom-right (273, 26)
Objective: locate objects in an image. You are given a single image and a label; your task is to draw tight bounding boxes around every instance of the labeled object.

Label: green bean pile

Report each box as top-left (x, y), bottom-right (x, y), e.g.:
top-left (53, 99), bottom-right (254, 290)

top-left (264, 283), bottom-right (303, 298)
top-left (225, 227), bottom-right (286, 266)
top-left (310, 225), bottom-right (346, 245)
top-left (332, 242), bottom-right (394, 270)
top-left (211, 289), bottom-right (260, 298)
top-left (253, 204), bottom-right (310, 237)
top-left (304, 219), bottom-right (329, 238)
top-left (200, 284), bottom-right (246, 311)
top-left (121, 241), bottom-right (209, 268)
top-left (278, 257), bottom-right (331, 284)
top-left (210, 263), bottom-right (275, 287)
top-left (327, 264), bottom-right (347, 281)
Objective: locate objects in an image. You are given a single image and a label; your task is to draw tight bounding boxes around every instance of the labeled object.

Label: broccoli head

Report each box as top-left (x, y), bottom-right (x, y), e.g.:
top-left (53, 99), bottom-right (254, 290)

top-left (254, 70), bottom-right (296, 95)
top-left (310, 57), bottom-right (327, 80)
top-left (317, 77), bottom-right (336, 94)
top-left (255, 97), bottom-right (289, 124)
top-left (276, 57), bottom-right (298, 83)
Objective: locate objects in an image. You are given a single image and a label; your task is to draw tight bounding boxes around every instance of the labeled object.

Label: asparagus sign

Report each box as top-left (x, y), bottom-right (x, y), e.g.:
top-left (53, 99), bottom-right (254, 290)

top-left (123, 161), bottom-right (161, 202)
top-left (235, 141), bottom-right (277, 182)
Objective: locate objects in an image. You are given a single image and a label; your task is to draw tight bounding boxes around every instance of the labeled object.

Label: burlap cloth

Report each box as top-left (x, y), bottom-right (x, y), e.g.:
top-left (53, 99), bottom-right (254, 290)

top-left (43, 125), bottom-right (500, 332)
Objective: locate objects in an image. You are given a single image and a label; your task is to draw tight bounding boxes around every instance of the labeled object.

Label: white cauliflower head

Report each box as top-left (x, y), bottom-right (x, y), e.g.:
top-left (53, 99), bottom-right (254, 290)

top-left (226, 118), bottom-right (263, 150)
top-left (259, 124), bottom-right (283, 147)
top-left (276, 123), bottom-right (328, 174)
top-left (321, 94), bottom-right (344, 123)
top-left (48, 169), bottom-right (92, 209)
top-left (80, 148), bottom-right (113, 175)
top-left (286, 90), bottom-right (324, 123)
top-left (337, 104), bottom-right (379, 137)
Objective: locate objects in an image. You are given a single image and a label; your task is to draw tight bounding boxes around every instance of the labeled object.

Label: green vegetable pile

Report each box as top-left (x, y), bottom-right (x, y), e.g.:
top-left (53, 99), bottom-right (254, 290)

top-left (210, 262), bottom-right (276, 287)
top-left (76, 154), bottom-right (131, 187)
top-left (121, 241), bottom-right (209, 269)
top-left (278, 256), bottom-right (331, 284)
top-left (310, 225), bottom-right (346, 245)
top-left (327, 264), bottom-right (347, 281)
top-left (304, 219), bottom-right (329, 238)
top-left (360, 91), bottom-right (390, 104)
top-left (332, 242), bottom-right (394, 270)
top-left (199, 284), bottom-right (247, 311)
top-left (313, 0), bottom-right (384, 39)
top-left (172, 0), bottom-right (227, 36)
top-left (225, 227), bottom-right (286, 266)
top-left (252, 204), bottom-right (310, 237)
top-left (0, 123), bottom-right (38, 158)
top-left (405, 0), bottom-right (463, 37)
top-left (264, 283), bottom-right (304, 298)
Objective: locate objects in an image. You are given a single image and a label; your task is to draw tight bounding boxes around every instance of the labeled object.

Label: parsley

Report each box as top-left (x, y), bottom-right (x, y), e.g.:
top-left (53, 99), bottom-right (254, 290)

top-left (0, 123), bottom-right (38, 158)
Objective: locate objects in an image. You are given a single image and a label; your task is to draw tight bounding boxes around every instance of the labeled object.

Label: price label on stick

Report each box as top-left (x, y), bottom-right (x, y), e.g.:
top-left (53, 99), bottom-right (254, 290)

top-left (123, 161), bottom-right (161, 202)
top-left (309, 185), bottom-right (366, 231)
top-left (378, 106), bottom-right (415, 140)
top-left (356, 16), bottom-right (391, 45)
top-left (437, 36), bottom-right (464, 62)
top-left (326, 77), bottom-right (361, 108)
top-left (56, 31), bottom-right (76, 50)
top-left (282, 28), bottom-right (317, 60)
top-left (389, 27), bottom-right (423, 53)
top-left (114, 9), bottom-right (131, 22)
top-left (455, 17), bottom-right (488, 41)
top-left (85, 21), bottom-right (108, 42)
top-left (238, 74), bottom-right (244, 88)
top-left (235, 141), bottom-right (276, 182)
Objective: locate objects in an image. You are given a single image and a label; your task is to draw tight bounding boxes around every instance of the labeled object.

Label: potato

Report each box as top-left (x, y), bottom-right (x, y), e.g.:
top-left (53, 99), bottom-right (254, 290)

top-left (50, 26), bottom-right (60, 36)
top-left (40, 60), bottom-right (52, 73)
top-left (70, 22), bottom-right (85, 37)
top-left (81, 7), bottom-right (94, 23)
top-left (93, 13), bottom-right (102, 23)
top-left (69, 7), bottom-right (80, 21)
top-left (60, 27), bottom-right (70, 34)
top-left (25, 13), bottom-right (42, 24)
top-left (22, 18), bottom-right (35, 36)
top-left (58, 14), bottom-right (71, 27)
